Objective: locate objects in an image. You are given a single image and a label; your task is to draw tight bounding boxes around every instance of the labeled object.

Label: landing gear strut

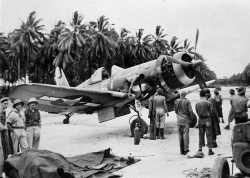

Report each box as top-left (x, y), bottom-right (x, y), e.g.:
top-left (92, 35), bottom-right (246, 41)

top-left (129, 105), bottom-right (148, 137)
top-left (63, 113), bottom-right (74, 124)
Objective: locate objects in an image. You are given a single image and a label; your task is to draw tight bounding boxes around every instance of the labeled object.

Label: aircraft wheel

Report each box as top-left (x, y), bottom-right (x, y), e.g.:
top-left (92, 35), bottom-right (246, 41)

top-left (63, 118), bottom-right (70, 124)
top-left (130, 117), bottom-right (148, 138)
top-left (211, 156), bottom-right (230, 178)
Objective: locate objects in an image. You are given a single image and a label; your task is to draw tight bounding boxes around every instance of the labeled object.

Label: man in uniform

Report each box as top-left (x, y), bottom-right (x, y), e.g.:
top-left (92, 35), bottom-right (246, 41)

top-left (231, 87), bottom-right (249, 124)
top-left (25, 98), bottom-right (41, 149)
top-left (149, 88), bottom-right (169, 139)
top-left (7, 99), bottom-right (29, 154)
top-left (224, 89), bottom-right (235, 130)
top-left (174, 90), bottom-right (196, 155)
top-left (205, 89), bottom-right (220, 148)
top-left (195, 90), bottom-right (214, 155)
top-left (214, 88), bottom-right (224, 123)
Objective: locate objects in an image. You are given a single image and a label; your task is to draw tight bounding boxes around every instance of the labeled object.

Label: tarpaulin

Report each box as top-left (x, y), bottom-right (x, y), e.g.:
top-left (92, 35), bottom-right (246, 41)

top-left (4, 148), bottom-right (140, 178)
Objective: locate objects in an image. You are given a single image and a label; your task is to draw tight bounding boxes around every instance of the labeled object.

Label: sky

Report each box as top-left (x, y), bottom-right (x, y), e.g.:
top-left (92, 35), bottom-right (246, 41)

top-left (1, 0), bottom-right (250, 78)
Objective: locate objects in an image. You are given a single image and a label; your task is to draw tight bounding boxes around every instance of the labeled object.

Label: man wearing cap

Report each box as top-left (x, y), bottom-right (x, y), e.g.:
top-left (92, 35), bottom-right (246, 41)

top-left (25, 98), bottom-right (41, 149)
top-left (231, 87), bottom-right (249, 124)
top-left (224, 89), bottom-right (235, 129)
top-left (174, 90), bottom-right (196, 155)
top-left (7, 99), bottom-right (29, 154)
top-left (195, 90), bottom-right (214, 155)
top-left (214, 88), bottom-right (224, 123)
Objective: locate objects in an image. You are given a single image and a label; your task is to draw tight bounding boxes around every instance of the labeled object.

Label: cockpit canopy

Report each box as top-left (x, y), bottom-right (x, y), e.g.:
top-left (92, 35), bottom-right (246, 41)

top-left (90, 67), bottom-right (110, 84)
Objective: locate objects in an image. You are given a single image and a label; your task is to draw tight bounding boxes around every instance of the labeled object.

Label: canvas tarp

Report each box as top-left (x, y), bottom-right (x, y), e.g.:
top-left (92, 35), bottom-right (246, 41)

top-left (4, 148), bottom-right (140, 178)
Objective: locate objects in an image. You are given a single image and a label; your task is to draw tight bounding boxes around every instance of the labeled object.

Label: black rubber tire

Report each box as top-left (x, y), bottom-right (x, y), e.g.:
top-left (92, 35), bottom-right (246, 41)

top-left (211, 156), bottom-right (230, 178)
top-left (63, 118), bottom-right (70, 124)
top-left (130, 117), bottom-right (148, 138)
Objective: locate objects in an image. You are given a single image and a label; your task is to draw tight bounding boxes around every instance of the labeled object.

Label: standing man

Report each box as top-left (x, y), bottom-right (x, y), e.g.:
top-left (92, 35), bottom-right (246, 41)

top-left (214, 88), bottom-right (224, 123)
top-left (174, 90), bottom-right (196, 155)
top-left (25, 98), bottom-right (41, 149)
top-left (205, 89), bottom-right (221, 148)
top-left (195, 90), bottom-right (214, 155)
top-left (224, 89), bottom-right (235, 130)
top-left (149, 88), bottom-right (169, 139)
top-left (0, 97), bottom-right (10, 178)
top-left (0, 97), bottom-right (12, 160)
top-left (7, 99), bottom-right (29, 154)
top-left (231, 87), bottom-right (249, 124)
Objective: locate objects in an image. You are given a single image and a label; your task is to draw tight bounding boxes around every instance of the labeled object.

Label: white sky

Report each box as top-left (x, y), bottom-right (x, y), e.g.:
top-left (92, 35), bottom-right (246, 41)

top-left (1, 0), bottom-right (250, 78)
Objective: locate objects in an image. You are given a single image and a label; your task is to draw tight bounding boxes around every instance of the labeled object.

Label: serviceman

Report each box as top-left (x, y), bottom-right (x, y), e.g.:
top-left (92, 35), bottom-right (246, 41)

top-left (231, 87), bottom-right (249, 124)
top-left (149, 88), bottom-right (169, 139)
top-left (25, 98), bottom-right (41, 149)
top-left (214, 88), bottom-right (224, 123)
top-left (7, 99), bottom-right (29, 154)
top-left (224, 89), bottom-right (235, 130)
top-left (195, 90), bottom-right (214, 155)
top-left (205, 89), bottom-right (220, 148)
top-left (0, 97), bottom-right (12, 160)
top-left (174, 90), bottom-right (196, 155)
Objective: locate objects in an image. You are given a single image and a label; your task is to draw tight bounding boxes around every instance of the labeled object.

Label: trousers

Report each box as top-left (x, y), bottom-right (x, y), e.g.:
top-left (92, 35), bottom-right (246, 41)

top-left (156, 108), bottom-right (165, 128)
top-left (198, 121), bottom-right (212, 148)
top-left (26, 126), bottom-right (41, 149)
top-left (11, 129), bottom-right (29, 154)
top-left (178, 124), bottom-right (189, 153)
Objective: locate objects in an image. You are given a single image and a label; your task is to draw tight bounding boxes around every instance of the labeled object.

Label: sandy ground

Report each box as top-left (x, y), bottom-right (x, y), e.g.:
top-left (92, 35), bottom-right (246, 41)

top-left (36, 87), bottom-right (250, 178)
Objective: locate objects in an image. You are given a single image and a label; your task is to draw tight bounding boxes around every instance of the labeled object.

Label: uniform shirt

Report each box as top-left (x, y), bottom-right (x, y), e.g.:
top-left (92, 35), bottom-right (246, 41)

top-left (174, 98), bottom-right (193, 125)
top-left (231, 95), bottom-right (249, 113)
top-left (25, 108), bottom-right (41, 127)
top-left (214, 94), bottom-right (222, 103)
top-left (7, 108), bottom-right (25, 128)
top-left (195, 97), bottom-right (211, 120)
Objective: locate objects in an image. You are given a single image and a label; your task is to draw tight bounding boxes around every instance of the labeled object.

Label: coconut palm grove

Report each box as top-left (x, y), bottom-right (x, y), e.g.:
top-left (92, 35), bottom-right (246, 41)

top-left (0, 11), bottom-right (219, 88)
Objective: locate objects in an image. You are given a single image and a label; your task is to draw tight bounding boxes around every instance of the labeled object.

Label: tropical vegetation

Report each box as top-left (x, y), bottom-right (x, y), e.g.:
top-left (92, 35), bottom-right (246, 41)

top-left (0, 11), bottom-right (217, 87)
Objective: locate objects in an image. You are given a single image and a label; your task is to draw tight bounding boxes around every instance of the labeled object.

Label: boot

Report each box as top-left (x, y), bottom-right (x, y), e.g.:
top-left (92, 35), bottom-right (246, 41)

top-left (208, 149), bottom-right (214, 155)
top-left (160, 128), bottom-right (165, 139)
top-left (156, 128), bottom-right (160, 139)
top-left (212, 141), bottom-right (217, 148)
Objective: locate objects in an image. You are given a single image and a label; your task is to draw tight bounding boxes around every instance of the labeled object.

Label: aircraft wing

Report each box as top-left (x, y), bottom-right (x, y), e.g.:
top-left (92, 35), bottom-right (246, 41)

top-left (9, 84), bottom-right (136, 114)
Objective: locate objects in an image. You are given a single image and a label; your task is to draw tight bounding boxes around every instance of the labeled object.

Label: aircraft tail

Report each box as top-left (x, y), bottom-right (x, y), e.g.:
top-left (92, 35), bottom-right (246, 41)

top-left (54, 67), bottom-right (70, 87)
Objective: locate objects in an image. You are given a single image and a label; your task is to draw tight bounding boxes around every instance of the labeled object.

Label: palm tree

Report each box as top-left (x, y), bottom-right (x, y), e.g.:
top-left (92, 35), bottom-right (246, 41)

top-left (168, 36), bottom-right (181, 56)
top-left (133, 29), bottom-right (153, 64)
top-left (151, 26), bottom-right (169, 57)
top-left (86, 15), bottom-right (117, 72)
top-left (179, 39), bottom-right (194, 54)
top-left (9, 11), bottom-right (45, 82)
top-left (0, 33), bottom-right (9, 78)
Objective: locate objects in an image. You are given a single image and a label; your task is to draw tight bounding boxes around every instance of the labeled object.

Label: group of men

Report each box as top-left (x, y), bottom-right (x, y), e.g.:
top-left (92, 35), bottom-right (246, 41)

top-left (174, 86), bottom-right (249, 157)
top-left (0, 97), bottom-right (41, 177)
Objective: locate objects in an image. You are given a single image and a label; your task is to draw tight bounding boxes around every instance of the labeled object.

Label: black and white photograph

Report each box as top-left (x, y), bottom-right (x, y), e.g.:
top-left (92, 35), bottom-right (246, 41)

top-left (1, 0), bottom-right (250, 177)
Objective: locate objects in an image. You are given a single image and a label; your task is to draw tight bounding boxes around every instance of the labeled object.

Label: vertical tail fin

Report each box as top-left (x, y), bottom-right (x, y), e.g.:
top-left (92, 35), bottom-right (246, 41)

top-left (54, 67), bottom-right (70, 87)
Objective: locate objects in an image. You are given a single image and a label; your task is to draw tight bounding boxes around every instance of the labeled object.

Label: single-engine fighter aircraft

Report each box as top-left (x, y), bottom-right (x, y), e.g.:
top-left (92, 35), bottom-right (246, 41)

top-left (9, 51), bottom-right (215, 135)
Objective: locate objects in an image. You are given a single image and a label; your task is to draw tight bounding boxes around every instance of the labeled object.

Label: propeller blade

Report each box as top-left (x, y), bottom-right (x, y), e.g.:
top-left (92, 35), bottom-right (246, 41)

top-left (194, 29), bottom-right (199, 59)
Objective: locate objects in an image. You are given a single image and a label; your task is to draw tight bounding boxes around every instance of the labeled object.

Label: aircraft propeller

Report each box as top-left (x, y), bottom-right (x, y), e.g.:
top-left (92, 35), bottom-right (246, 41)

top-left (189, 29), bottom-right (207, 89)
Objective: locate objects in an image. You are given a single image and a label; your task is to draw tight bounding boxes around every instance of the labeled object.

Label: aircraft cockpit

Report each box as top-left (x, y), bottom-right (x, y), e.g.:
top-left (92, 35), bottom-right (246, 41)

top-left (90, 67), bottom-right (110, 84)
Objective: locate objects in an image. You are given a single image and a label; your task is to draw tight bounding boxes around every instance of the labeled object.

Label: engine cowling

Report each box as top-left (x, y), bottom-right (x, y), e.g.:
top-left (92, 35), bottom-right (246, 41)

top-left (156, 52), bottom-right (195, 91)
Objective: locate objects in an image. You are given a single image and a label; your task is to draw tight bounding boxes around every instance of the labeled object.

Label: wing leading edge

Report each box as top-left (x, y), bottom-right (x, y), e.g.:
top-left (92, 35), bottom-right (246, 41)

top-left (9, 84), bottom-right (136, 114)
